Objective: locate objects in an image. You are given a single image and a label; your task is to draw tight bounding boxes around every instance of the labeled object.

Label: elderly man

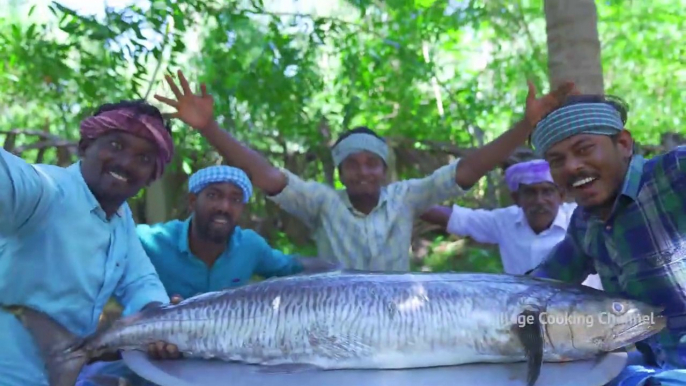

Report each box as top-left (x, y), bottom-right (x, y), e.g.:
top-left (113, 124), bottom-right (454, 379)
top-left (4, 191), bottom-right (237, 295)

top-left (154, 70), bottom-right (579, 271)
top-left (0, 100), bottom-right (180, 386)
top-left (527, 95), bottom-right (686, 385)
top-left (420, 159), bottom-right (602, 289)
top-left (81, 164), bottom-right (338, 386)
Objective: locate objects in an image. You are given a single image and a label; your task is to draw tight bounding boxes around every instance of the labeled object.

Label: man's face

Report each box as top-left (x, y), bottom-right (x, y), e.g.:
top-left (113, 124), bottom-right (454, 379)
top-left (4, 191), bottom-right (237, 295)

top-left (339, 151), bottom-right (386, 197)
top-left (544, 131), bottom-right (633, 211)
top-left (512, 182), bottom-right (563, 233)
top-left (189, 182), bottom-right (245, 243)
top-left (79, 130), bottom-right (158, 205)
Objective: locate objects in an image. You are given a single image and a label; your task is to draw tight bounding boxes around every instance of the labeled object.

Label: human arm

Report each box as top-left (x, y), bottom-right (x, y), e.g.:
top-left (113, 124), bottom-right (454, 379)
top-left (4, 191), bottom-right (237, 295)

top-left (0, 149), bottom-right (56, 236)
top-left (403, 82), bottom-right (578, 211)
top-left (113, 213), bottom-right (170, 316)
top-left (420, 204), bottom-right (502, 244)
top-left (154, 70), bottom-right (286, 195)
top-left (254, 235), bottom-right (340, 278)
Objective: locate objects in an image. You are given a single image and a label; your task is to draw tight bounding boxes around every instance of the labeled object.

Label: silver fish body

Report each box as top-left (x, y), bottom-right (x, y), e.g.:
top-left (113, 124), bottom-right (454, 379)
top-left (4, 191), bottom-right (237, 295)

top-left (89, 272), bottom-right (665, 369)
top-left (6, 271), bottom-right (666, 386)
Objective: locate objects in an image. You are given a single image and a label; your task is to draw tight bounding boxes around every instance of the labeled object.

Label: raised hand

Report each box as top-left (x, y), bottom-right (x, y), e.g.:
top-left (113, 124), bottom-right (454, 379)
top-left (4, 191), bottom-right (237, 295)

top-left (524, 80), bottom-right (579, 127)
top-left (154, 70), bottom-right (215, 131)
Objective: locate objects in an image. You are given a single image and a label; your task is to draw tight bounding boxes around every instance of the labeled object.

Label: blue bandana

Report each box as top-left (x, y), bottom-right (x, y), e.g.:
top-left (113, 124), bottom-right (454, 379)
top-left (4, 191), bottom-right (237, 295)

top-left (187, 165), bottom-right (253, 203)
top-left (531, 103), bottom-right (624, 157)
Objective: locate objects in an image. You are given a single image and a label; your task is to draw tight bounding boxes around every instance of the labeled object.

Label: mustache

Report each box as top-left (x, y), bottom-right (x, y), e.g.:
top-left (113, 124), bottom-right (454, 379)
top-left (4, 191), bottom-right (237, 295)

top-left (525, 206), bottom-right (551, 216)
top-left (210, 212), bottom-right (232, 221)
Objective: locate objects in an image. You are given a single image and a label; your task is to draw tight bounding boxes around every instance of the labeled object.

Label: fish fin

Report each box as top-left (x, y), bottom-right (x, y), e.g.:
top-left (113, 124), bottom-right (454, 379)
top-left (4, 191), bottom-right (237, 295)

top-left (513, 308), bottom-right (544, 386)
top-left (255, 363), bottom-right (322, 374)
top-left (4, 305), bottom-right (90, 386)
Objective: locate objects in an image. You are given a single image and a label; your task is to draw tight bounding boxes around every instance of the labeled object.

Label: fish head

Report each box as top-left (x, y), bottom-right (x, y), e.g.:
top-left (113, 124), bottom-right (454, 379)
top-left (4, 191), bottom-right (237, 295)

top-left (542, 291), bottom-right (666, 353)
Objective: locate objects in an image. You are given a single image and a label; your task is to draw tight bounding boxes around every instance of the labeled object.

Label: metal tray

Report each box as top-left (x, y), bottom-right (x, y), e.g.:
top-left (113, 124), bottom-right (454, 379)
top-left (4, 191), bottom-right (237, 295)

top-left (122, 350), bottom-right (628, 386)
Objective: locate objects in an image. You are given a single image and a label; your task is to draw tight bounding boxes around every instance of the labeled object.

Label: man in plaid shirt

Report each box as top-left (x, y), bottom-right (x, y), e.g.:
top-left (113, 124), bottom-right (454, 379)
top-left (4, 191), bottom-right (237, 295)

top-left (528, 94), bottom-right (686, 385)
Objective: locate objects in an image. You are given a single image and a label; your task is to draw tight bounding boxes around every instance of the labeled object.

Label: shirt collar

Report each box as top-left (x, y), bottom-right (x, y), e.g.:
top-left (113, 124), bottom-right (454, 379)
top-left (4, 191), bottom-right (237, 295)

top-left (67, 161), bottom-right (124, 218)
top-left (337, 187), bottom-right (389, 215)
top-left (514, 206), bottom-right (570, 232)
top-left (178, 215), bottom-right (239, 256)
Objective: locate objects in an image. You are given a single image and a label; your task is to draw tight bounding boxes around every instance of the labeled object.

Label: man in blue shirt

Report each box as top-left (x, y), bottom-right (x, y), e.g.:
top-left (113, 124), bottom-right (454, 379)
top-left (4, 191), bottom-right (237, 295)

top-left (0, 100), bottom-right (181, 386)
top-left (139, 164), bottom-right (339, 299)
top-left (81, 164), bottom-right (339, 385)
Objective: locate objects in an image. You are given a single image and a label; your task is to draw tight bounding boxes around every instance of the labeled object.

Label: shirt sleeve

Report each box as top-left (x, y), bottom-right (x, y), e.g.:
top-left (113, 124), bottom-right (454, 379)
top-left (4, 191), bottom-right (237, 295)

top-left (266, 168), bottom-right (332, 229)
top-left (446, 204), bottom-right (501, 244)
top-left (398, 160), bottom-right (466, 213)
top-left (113, 211), bottom-right (170, 316)
top-left (254, 236), bottom-right (304, 278)
top-left (529, 229), bottom-right (596, 284)
top-left (0, 149), bottom-right (57, 236)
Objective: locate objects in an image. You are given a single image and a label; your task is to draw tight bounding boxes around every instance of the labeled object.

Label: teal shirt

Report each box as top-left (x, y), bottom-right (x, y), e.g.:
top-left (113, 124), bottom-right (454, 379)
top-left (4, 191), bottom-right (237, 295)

top-left (136, 217), bottom-right (304, 299)
top-left (0, 150), bottom-right (169, 386)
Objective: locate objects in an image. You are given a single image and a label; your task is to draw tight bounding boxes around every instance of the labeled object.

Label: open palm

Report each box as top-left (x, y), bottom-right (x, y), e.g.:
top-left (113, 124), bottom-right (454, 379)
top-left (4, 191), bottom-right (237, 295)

top-left (524, 80), bottom-right (578, 127)
top-left (155, 70), bottom-right (215, 130)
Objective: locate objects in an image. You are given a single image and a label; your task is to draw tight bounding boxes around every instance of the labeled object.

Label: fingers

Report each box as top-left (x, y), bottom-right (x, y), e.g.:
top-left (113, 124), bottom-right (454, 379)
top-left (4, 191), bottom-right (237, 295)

top-left (166, 344), bottom-right (181, 359)
top-left (164, 74), bottom-right (183, 100)
top-left (178, 70), bottom-right (193, 96)
top-left (200, 83), bottom-right (208, 97)
top-left (526, 80), bottom-right (536, 98)
top-left (147, 342), bottom-right (181, 360)
top-left (147, 343), bottom-right (159, 359)
top-left (552, 81), bottom-right (576, 102)
top-left (153, 94), bottom-right (178, 108)
top-left (161, 112), bottom-right (180, 120)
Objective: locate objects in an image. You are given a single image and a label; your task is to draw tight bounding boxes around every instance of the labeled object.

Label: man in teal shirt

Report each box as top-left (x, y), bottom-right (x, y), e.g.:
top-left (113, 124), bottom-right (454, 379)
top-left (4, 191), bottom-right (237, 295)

top-left (138, 164), bottom-right (339, 299)
top-left (82, 164), bottom-right (338, 385)
top-left (0, 100), bottom-right (180, 386)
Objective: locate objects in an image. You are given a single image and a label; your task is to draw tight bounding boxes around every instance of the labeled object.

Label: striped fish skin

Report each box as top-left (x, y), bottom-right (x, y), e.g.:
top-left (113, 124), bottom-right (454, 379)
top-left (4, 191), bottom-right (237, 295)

top-left (86, 272), bottom-right (666, 369)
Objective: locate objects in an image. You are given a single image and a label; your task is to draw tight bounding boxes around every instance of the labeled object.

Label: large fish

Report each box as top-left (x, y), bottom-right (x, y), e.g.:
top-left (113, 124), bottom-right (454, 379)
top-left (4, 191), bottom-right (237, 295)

top-left (6, 272), bottom-right (666, 386)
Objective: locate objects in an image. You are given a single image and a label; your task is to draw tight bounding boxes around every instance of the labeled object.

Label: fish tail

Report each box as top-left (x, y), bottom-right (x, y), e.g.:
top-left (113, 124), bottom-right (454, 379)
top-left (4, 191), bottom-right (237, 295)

top-left (4, 305), bottom-right (92, 386)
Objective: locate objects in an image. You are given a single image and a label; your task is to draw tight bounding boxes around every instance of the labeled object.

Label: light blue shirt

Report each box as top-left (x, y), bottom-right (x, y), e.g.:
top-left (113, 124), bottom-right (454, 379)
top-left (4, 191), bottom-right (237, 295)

top-left (0, 149), bottom-right (169, 386)
top-left (136, 217), bottom-right (304, 299)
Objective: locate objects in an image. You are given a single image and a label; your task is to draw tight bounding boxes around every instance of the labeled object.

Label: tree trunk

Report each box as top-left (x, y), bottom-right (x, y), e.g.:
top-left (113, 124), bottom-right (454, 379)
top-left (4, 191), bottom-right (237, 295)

top-left (544, 0), bottom-right (604, 94)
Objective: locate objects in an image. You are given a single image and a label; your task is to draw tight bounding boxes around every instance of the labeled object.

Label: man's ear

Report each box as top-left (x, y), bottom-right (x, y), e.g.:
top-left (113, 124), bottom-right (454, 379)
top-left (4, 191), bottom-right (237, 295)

top-left (616, 129), bottom-right (634, 158)
top-left (77, 138), bottom-right (92, 158)
top-left (188, 193), bottom-right (197, 213)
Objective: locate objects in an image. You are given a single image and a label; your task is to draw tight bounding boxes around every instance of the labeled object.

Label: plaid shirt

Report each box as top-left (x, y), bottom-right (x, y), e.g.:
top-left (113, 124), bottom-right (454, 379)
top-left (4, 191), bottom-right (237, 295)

top-left (531, 145), bottom-right (686, 369)
top-left (267, 161), bottom-right (464, 271)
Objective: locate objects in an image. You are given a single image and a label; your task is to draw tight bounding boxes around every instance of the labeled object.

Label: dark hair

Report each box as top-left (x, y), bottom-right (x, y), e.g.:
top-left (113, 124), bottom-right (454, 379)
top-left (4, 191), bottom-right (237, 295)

top-left (93, 99), bottom-right (172, 134)
top-left (333, 126), bottom-right (385, 147)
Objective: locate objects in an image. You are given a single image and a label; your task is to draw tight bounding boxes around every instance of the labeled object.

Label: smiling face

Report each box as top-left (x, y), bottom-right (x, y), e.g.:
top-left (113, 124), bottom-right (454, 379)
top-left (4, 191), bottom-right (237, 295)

top-left (189, 182), bottom-right (245, 244)
top-left (512, 182), bottom-right (563, 234)
top-left (543, 131), bottom-right (633, 213)
top-left (79, 130), bottom-right (159, 208)
top-left (338, 150), bottom-right (387, 197)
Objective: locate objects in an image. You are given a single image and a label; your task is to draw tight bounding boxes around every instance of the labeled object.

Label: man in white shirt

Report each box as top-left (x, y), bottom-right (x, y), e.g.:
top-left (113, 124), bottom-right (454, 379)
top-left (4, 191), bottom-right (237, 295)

top-left (420, 159), bottom-right (602, 289)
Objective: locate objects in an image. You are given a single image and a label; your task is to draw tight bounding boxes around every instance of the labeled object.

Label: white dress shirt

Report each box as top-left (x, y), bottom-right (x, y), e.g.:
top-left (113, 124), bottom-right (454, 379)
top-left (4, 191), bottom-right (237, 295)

top-left (446, 202), bottom-right (603, 289)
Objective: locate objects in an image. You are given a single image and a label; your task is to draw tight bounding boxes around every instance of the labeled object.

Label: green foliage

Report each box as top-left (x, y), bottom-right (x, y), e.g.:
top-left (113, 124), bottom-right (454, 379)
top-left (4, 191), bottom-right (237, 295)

top-left (1, 0), bottom-right (682, 273)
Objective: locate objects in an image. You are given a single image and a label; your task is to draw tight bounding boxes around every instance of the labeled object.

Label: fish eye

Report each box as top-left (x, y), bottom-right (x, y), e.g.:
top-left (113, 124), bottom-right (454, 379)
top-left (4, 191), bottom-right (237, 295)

top-left (611, 302), bottom-right (625, 314)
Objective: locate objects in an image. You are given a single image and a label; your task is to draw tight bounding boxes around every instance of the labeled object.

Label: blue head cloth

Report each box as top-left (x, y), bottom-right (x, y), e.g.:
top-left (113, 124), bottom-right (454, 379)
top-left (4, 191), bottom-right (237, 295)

top-left (187, 165), bottom-right (253, 204)
top-left (531, 103), bottom-right (624, 157)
